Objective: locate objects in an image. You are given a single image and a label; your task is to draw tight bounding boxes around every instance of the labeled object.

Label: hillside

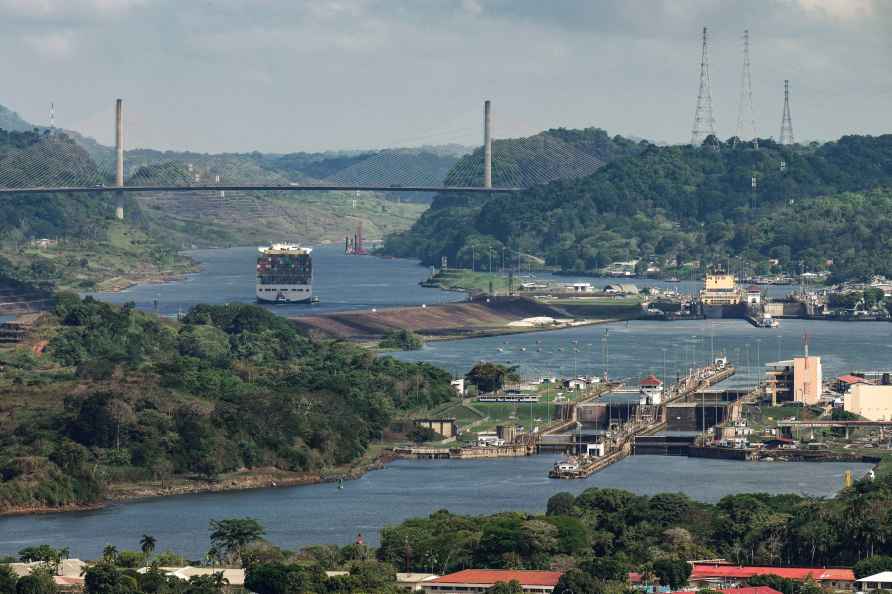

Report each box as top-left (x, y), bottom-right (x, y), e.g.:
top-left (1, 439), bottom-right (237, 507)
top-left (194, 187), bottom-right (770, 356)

top-left (0, 298), bottom-right (455, 513)
top-left (0, 104), bottom-right (32, 133)
top-left (382, 134), bottom-right (892, 281)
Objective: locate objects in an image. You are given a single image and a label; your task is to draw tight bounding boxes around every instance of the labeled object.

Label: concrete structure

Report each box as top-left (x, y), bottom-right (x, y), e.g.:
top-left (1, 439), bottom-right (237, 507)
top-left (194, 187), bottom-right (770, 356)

top-left (414, 418), bottom-right (457, 439)
top-left (115, 99), bottom-right (124, 187)
top-left (423, 569), bottom-right (562, 594)
top-left (688, 565), bottom-right (854, 591)
top-left (483, 100), bottom-right (492, 189)
top-left (477, 431), bottom-right (505, 447)
top-left (845, 383), bottom-right (892, 421)
top-left (765, 356), bottom-right (822, 405)
top-left (496, 424), bottom-right (518, 443)
top-left (115, 98), bottom-right (125, 220)
top-left (856, 571), bottom-right (892, 592)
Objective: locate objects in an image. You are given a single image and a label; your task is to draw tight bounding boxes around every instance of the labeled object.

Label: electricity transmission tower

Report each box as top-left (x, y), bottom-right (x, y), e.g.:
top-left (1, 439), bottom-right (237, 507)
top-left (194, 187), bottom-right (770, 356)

top-left (691, 26), bottom-right (717, 147)
top-left (735, 30), bottom-right (757, 148)
top-left (779, 79), bottom-right (795, 145)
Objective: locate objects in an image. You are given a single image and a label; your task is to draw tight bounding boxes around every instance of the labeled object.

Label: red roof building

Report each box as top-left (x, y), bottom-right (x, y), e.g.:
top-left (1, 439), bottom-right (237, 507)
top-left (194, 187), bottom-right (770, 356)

top-left (675, 587), bottom-right (782, 594)
top-left (424, 569), bottom-right (563, 593)
top-left (640, 374), bottom-right (663, 387)
top-left (838, 375), bottom-right (868, 385)
top-left (689, 565), bottom-right (855, 589)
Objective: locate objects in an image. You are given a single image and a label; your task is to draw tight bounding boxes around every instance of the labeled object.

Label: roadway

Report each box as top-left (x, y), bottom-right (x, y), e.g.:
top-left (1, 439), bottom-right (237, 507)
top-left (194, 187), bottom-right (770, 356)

top-left (0, 184), bottom-right (525, 195)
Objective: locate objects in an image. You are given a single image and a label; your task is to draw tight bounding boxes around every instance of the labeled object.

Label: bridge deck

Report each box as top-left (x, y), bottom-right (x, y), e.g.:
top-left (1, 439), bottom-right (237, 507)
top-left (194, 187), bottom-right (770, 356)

top-left (0, 184), bottom-right (525, 195)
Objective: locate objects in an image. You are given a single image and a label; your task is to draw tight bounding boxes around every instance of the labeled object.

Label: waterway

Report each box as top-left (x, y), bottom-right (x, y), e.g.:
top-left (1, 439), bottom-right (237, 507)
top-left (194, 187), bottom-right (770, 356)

top-left (1, 247), bottom-right (882, 559)
top-left (86, 245), bottom-right (464, 317)
top-left (0, 456), bottom-right (872, 560)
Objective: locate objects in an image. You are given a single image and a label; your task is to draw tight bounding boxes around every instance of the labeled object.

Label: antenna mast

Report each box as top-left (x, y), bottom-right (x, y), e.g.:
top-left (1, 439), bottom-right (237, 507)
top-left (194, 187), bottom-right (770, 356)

top-left (691, 26), bottom-right (717, 147)
top-left (779, 80), bottom-right (795, 145)
top-left (735, 30), bottom-right (757, 148)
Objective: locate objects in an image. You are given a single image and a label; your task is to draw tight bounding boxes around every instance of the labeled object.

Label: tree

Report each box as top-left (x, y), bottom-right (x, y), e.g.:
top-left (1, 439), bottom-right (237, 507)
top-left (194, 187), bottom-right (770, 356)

top-left (14, 575), bottom-right (54, 594)
top-left (554, 569), bottom-right (598, 594)
top-left (208, 518), bottom-right (265, 564)
top-left (855, 556), bottom-right (892, 579)
top-left (140, 535), bottom-right (157, 562)
top-left (546, 493), bottom-right (576, 517)
top-left (84, 563), bottom-right (136, 594)
top-left (487, 580), bottom-right (524, 594)
top-left (101, 546), bottom-right (118, 565)
top-left (0, 566), bottom-right (18, 594)
top-left (465, 362), bottom-right (518, 394)
top-left (245, 563), bottom-right (326, 594)
top-left (653, 559), bottom-right (692, 590)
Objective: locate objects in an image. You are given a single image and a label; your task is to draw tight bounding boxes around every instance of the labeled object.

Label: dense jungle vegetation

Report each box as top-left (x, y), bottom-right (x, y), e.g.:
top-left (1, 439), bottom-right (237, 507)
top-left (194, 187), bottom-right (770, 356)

top-left (383, 134), bottom-right (892, 281)
top-left (0, 297), bottom-right (454, 512)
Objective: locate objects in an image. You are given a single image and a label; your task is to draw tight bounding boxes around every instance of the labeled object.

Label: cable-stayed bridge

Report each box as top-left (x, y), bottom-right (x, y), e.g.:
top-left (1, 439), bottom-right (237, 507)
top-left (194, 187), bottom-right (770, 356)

top-left (0, 100), bottom-right (606, 196)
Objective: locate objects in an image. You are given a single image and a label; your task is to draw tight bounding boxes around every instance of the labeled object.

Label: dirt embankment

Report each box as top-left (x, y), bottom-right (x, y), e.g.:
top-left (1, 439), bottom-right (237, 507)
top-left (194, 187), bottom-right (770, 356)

top-left (291, 296), bottom-right (578, 340)
top-left (0, 455), bottom-right (396, 517)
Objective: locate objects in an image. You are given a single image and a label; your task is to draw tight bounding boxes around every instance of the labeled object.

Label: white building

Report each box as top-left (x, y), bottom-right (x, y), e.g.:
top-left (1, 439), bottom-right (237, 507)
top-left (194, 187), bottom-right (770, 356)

top-left (856, 572), bottom-right (892, 592)
top-left (639, 374), bottom-right (664, 405)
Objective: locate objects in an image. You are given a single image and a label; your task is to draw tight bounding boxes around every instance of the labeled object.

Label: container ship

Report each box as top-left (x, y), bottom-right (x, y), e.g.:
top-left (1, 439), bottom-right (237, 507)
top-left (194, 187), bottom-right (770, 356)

top-left (698, 272), bottom-right (745, 319)
top-left (256, 244), bottom-right (313, 303)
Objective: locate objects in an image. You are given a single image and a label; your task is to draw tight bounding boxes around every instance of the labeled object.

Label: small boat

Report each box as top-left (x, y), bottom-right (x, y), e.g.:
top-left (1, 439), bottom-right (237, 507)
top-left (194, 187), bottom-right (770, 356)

top-left (337, 479), bottom-right (344, 490)
top-left (311, 296), bottom-right (320, 304)
top-left (665, 277), bottom-right (681, 283)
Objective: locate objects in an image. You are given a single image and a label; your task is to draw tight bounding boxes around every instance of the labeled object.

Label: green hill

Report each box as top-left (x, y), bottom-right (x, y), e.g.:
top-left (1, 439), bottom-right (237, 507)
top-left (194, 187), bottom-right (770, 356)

top-left (0, 299), bottom-right (454, 513)
top-left (382, 134), bottom-right (892, 281)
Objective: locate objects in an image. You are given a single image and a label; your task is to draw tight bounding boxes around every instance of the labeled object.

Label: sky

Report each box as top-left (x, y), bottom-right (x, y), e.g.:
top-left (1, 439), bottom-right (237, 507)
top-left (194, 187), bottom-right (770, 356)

top-left (0, 0), bottom-right (889, 153)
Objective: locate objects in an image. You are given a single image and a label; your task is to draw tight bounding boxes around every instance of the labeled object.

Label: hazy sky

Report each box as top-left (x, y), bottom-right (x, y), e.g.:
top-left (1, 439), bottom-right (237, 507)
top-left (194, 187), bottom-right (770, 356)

top-left (1, 0), bottom-right (889, 153)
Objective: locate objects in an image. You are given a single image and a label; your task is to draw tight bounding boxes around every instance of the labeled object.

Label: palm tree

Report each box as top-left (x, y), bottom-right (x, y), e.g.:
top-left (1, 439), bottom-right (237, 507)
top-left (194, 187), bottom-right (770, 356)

top-left (140, 535), bottom-right (157, 563)
top-left (211, 572), bottom-right (229, 591)
top-left (102, 545), bottom-right (118, 565)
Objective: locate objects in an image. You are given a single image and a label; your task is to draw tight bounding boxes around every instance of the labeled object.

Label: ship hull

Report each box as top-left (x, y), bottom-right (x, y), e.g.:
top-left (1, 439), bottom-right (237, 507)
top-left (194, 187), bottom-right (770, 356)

top-left (702, 303), bottom-right (746, 319)
top-left (256, 285), bottom-right (313, 303)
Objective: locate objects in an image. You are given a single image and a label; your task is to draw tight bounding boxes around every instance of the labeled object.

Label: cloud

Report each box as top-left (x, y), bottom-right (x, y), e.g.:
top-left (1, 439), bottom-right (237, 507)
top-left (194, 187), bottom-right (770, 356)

top-left (795, 0), bottom-right (875, 22)
top-left (24, 30), bottom-right (77, 59)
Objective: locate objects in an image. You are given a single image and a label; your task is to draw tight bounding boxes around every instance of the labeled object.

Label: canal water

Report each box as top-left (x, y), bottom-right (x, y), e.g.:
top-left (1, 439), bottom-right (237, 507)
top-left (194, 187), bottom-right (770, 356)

top-left (0, 456), bottom-right (872, 560)
top-left (0, 247), bottom-right (882, 559)
top-left (86, 245), bottom-right (464, 317)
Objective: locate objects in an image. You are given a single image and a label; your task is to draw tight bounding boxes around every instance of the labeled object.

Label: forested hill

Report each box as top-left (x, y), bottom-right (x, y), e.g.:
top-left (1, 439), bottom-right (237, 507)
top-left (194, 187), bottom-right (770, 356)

top-left (0, 103), bottom-right (32, 132)
top-left (0, 299), bottom-right (454, 512)
top-left (444, 127), bottom-right (643, 187)
top-left (382, 134), bottom-right (892, 281)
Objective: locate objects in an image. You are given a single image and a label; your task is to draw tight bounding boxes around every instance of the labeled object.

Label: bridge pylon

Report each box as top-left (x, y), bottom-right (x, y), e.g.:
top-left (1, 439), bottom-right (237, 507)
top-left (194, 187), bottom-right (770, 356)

top-left (483, 100), bottom-right (492, 189)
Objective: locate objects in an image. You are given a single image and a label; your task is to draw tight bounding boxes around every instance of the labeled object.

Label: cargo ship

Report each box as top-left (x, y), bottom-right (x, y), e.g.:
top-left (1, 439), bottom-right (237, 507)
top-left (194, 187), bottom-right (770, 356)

top-left (256, 244), bottom-right (313, 303)
top-left (698, 272), bottom-right (745, 319)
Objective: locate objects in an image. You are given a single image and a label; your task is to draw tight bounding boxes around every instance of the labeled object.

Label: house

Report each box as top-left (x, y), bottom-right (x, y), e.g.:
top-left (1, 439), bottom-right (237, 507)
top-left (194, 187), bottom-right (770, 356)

top-left (568, 282), bottom-right (594, 293)
top-left (639, 375), bottom-right (664, 405)
top-left (855, 571), bottom-right (892, 592)
top-left (397, 573), bottom-right (439, 591)
top-left (138, 567), bottom-right (246, 588)
top-left (688, 565), bottom-right (854, 591)
top-left (422, 569), bottom-right (563, 594)
top-left (563, 378), bottom-right (588, 391)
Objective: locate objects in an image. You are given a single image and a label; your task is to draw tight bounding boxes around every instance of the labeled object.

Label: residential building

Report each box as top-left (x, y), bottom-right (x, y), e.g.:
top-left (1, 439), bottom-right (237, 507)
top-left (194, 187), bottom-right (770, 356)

top-left (845, 383), bottom-right (892, 420)
top-left (450, 378), bottom-right (465, 396)
top-left (688, 565), bottom-right (854, 591)
top-left (422, 570), bottom-right (563, 594)
top-left (856, 571), bottom-right (892, 592)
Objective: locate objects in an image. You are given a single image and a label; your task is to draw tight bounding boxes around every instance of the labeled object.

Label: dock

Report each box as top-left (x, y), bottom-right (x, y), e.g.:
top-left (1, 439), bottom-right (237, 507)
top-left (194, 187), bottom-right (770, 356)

top-left (393, 442), bottom-right (535, 460)
top-left (548, 362), bottom-right (735, 479)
